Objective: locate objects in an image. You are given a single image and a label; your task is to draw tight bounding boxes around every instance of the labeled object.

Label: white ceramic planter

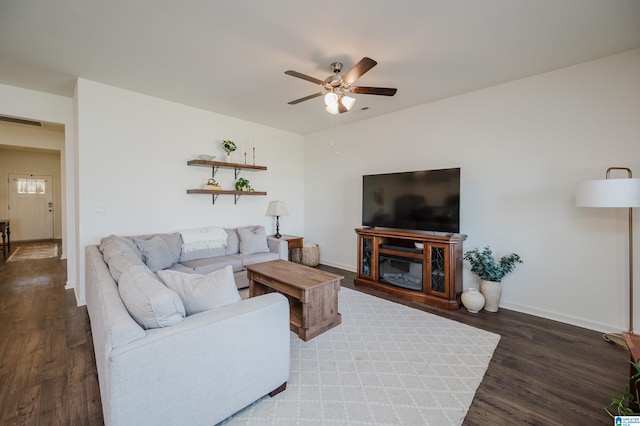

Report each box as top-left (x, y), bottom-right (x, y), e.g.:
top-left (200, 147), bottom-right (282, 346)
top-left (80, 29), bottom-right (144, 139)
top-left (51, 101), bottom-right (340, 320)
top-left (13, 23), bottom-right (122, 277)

top-left (461, 288), bottom-right (485, 313)
top-left (479, 280), bottom-right (502, 312)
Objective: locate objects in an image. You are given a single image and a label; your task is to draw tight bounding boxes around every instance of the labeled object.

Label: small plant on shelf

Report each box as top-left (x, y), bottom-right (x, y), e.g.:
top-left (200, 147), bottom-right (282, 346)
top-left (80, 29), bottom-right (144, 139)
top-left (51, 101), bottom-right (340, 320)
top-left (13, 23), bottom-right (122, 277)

top-left (234, 177), bottom-right (253, 192)
top-left (463, 246), bottom-right (522, 282)
top-left (222, 140), bottom-right (237, 155)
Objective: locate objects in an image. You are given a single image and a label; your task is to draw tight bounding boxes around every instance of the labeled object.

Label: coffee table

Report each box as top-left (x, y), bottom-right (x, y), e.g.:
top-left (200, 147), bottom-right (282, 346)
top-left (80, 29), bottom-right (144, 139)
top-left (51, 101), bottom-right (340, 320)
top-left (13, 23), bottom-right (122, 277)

top-left (245, 260), bottom-right (343, 341)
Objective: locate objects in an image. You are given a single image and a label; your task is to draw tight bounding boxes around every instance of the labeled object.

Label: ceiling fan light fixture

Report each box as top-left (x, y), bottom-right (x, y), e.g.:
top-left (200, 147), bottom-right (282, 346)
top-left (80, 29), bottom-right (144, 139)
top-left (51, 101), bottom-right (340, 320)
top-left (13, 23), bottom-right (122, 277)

top-left (325, 94), bottom-right (355, 115)
top-left (325, 104), bottom-right (339, 114)
top-left (324, 92), bottom-right (338, 107)
top-left (341, 95), bottom-right (355, 111)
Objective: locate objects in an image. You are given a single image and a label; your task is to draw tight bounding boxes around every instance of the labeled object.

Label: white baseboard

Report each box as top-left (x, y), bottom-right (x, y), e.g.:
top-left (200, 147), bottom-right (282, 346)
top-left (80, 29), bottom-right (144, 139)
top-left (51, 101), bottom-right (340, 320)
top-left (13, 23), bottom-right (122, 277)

top-left (319, 259), bottom-right (356, 273)
top-left (500, 300), bottom-right (621, 334)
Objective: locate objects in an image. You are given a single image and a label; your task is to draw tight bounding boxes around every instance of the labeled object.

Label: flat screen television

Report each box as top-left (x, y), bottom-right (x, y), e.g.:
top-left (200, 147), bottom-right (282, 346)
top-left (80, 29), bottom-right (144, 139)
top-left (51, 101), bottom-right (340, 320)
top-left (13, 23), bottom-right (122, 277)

top-left (362, 168), bottom-right (460, 234)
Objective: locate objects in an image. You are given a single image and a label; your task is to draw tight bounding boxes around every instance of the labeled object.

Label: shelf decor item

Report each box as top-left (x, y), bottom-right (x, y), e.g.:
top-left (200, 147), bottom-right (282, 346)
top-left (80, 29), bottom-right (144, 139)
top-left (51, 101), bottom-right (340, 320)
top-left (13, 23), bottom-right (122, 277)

top-left (576, 167), bottom-right (640, 349)
top-left (204, 178), bottom-right (222, 190)
top-left (222, 140), bottom-right (237, 162)
top-left (266, 200), bottom-right (288, 238)
top-left (461, 288), bottom-right (485, 313)
top-left (463, 246), bottom-right (523, 313)
top-left (234, 177), bottom-right (253, 192)
top-left (196, 154), bottom-right (215, 161)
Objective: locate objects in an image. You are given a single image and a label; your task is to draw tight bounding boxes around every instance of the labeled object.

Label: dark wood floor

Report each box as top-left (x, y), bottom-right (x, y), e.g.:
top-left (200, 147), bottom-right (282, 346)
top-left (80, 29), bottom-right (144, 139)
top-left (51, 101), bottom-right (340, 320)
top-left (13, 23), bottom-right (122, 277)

top-left (0, 242), bottom-right (102, 426)
top-left (0, 246), bottom-right (630, 425)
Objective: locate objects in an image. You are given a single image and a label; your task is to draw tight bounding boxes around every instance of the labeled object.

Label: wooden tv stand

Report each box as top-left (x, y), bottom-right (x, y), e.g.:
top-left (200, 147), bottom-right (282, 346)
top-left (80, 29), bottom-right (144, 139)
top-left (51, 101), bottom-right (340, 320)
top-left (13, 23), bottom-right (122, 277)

top-left (355, 228), bottom-right (466, 309)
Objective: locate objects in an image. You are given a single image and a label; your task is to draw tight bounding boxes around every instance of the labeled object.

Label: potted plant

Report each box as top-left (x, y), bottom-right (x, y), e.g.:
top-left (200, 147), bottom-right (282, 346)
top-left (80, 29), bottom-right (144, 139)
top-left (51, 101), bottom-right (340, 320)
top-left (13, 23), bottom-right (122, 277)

top-left (221, 140), bottom-right (237, 162)
top-left (463, 246), bottom-right (523, 312)
top-left (234, 177), bottom-right (253, 192)
top-left (606, 362), bottom-right (640, 417)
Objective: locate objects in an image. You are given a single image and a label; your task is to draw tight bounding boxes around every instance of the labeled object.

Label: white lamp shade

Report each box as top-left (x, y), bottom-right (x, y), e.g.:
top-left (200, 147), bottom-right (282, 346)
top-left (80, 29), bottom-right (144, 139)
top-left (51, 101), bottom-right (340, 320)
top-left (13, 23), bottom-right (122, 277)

top-left (324, 92), bottom-right (338, 107)
top-left (325, 104), bottom-right (339, 114)
top-left (324, 94), bottom-right (355, 114)
top-left (575, 178), bottom-right (640, 208)
top-left (342, 95), bottom-right (355, 110)
top-left (266, 200), bottom-right (289, 216)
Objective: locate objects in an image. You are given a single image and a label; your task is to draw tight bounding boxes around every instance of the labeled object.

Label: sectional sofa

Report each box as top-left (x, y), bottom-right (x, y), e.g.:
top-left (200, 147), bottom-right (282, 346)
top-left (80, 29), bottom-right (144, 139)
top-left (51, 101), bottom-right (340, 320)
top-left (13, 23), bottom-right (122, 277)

top-left (85, 226), bottom-right (291, 426)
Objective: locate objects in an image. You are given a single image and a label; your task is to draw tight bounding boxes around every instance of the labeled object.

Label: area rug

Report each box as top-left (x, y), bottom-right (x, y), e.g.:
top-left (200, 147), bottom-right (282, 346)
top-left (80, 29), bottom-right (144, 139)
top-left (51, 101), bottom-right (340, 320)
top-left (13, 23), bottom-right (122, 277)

top-left (6, 243), bottom-right (58, 262)
top-left (223, 287), bottom-right (500, 425)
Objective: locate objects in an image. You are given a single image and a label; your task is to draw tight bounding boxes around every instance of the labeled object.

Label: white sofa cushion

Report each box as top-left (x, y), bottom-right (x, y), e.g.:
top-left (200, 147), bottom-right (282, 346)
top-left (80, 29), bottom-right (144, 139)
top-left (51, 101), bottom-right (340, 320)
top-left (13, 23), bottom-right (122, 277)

top-left (118, 265), bottom-right (186, 329)
top-left (157, 265), bottom-right (241, 316)
top-left (238, 226), bottom-right (270, 255)
top-left (225, 228), bottom-right (240, 255)
top-left (134, 235), bottom-right (179, 272)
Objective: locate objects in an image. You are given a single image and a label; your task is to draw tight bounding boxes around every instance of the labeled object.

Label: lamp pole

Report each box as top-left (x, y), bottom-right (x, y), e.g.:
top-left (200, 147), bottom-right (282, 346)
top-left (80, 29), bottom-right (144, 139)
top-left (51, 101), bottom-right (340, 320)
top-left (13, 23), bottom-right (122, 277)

top-left (606, 167), bottom-right (635, 334)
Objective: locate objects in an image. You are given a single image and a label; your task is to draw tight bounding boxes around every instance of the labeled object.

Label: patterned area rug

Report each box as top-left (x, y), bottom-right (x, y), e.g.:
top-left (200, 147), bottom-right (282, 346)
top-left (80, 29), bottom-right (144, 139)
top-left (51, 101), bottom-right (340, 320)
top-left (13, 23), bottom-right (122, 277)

top-left (223, 287), bottom-right (500, 425)
top-left (6, 243), bottom-right (58, 262)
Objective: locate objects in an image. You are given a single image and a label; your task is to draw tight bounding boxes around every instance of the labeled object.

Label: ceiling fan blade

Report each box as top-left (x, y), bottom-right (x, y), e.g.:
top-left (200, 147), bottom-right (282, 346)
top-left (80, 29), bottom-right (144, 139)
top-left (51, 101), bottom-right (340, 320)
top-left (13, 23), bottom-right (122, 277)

top-left (351, 86), bottom-right (397, 96)
top-left (287, 92), bottom-right (324, 105)
top-left (342, 57), bottom-right (377, 85)
top-left (284, 70), bottom-right (325, 85)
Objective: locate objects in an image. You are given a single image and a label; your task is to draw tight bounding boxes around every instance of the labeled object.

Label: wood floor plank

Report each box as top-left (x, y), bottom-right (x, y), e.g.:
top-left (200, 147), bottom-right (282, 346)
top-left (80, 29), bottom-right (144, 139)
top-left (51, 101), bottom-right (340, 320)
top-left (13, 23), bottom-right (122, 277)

top-left (38, 375), bottom-right (68, 425)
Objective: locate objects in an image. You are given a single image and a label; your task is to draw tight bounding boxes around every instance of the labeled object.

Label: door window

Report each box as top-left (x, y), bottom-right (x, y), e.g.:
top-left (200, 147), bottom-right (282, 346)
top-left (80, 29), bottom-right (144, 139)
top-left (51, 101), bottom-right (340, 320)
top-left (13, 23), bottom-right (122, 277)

top-left (16, 178), bottom-right (46, 194)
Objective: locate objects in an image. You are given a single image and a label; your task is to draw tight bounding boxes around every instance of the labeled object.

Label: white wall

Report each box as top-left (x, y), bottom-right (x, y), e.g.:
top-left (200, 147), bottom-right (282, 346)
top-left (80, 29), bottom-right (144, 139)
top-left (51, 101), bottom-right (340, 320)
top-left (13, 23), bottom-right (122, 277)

top-left (75, 79), bottom-right (304, 303)
top-left (304, 49), bottom-right (640, 333)
top-left (0, 84), bottom-right (76, 289)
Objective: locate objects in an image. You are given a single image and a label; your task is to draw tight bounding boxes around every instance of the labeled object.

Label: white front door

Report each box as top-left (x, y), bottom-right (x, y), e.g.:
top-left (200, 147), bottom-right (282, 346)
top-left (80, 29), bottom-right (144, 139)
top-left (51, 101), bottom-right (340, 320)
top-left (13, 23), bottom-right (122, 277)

top-left (8, 174), bottom-right (54, 241)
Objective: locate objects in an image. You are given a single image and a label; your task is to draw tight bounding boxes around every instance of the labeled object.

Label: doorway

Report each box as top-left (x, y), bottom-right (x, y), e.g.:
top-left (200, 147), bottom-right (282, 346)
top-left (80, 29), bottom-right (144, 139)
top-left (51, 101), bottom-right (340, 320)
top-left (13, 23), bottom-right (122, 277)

top-left (8, 173), bottom-right (54, 241)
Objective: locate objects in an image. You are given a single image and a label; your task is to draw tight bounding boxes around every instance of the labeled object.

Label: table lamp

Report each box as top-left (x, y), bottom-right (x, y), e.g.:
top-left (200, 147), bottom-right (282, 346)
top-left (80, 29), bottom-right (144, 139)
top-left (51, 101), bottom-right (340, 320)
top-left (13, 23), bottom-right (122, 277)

top-left (266, 201), bottom-right (289, 238)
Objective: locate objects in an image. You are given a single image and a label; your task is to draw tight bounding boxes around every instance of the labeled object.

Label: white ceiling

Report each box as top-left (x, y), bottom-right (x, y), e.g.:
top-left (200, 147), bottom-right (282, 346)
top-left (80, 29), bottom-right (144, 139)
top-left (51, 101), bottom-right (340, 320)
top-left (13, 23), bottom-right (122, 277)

top-left (1, 0), bottom-right (639, 135)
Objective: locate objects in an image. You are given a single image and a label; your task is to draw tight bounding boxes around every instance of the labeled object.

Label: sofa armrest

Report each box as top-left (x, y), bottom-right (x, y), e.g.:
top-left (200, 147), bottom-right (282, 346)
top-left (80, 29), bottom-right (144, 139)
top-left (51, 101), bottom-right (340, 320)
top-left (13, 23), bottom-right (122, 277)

top-left (267, 236), bottom-right (289, 260)
top-left (104, 293), bottom-right (290, 426)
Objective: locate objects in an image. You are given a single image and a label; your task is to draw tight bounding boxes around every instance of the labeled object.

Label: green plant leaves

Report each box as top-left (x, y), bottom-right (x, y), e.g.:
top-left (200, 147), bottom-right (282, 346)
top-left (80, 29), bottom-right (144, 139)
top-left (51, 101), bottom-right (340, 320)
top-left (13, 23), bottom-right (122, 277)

top-left (234, 177), bottom-right (253, 191)
top-left (222, 140), bottom-right (237, 155)
top-left (463, 246), bottom-right (523, 282)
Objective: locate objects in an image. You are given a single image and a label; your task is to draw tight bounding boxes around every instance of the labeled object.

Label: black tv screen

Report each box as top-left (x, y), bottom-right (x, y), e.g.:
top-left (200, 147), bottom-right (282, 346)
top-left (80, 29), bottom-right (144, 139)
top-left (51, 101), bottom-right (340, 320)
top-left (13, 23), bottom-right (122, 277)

top-left (362, 168), bottom-right (460, 233)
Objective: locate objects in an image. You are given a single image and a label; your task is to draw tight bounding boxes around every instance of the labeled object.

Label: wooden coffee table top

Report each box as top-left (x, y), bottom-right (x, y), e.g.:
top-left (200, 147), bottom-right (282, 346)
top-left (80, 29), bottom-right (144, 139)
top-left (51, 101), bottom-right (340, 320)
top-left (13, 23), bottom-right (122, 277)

top-left (245, 260), bottom-right (343, 290)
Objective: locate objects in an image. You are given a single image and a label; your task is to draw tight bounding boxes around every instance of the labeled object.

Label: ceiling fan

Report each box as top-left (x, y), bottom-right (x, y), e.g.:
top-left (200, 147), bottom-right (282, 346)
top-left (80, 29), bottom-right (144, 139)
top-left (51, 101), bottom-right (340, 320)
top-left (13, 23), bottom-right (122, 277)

top-left (285, 57), bottom-right (397, 114)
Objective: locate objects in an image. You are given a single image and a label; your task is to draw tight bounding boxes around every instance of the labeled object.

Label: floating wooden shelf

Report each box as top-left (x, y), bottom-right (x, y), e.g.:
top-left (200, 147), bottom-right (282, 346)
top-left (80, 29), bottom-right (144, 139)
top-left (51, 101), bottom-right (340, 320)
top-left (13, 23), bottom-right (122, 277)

top-left (186, 189), bottom-right (267, 205)
top-left (187, 159), bottom-right (267, 171)
top-left (187, 158), bottom-right (268, 205)
top-left (186, 189), bottom-right (267, 196)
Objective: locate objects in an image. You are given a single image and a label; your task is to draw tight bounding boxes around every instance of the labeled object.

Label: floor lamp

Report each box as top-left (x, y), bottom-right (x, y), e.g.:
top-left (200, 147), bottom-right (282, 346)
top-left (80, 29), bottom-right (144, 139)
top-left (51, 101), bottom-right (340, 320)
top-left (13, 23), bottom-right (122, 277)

top-left (576, 167), bottom-right (640, 349)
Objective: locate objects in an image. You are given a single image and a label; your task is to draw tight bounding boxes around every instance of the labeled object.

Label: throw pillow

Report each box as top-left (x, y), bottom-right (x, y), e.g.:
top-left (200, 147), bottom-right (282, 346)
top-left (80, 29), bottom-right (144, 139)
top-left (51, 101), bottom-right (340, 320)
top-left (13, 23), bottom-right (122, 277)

top-left (157, 265), bottom-right (241, 316)
top-left (225, 228), bottom-right (240, 255)
top-left (118, 265), bottom-right (186, 329)
top-left (159, 233), bottom-right (183, 263)
top-left (100, 236), bottom-right (142, 263)
top-left (134, 235), bottom-right (177, 272)
top-left (237, 226), bottom-right (270, 255)
top-left (108, 250), bottom-right (144, 282)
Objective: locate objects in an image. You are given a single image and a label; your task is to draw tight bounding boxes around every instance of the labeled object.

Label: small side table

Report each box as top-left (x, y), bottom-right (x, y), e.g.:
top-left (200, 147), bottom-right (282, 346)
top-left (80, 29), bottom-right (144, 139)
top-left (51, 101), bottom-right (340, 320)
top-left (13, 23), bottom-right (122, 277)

top-left (0, 219), bottom-right (10, 259)
top-left (270, 234), bottom-right (303, 263)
